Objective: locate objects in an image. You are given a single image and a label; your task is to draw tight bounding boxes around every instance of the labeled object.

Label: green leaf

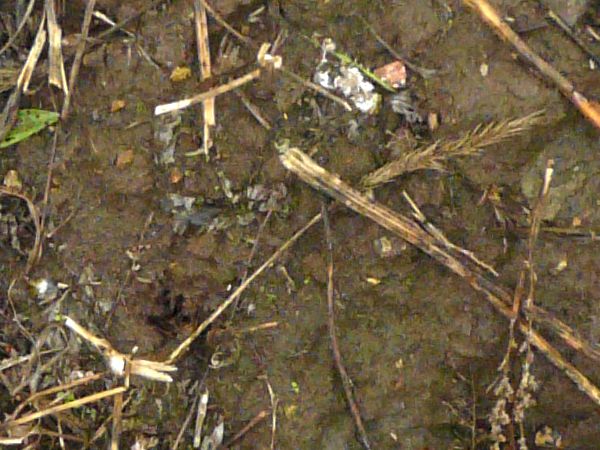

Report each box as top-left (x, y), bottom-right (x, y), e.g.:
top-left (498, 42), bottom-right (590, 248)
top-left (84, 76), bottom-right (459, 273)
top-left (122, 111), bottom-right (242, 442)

top-left (0, 109), bottom-right (59, 149)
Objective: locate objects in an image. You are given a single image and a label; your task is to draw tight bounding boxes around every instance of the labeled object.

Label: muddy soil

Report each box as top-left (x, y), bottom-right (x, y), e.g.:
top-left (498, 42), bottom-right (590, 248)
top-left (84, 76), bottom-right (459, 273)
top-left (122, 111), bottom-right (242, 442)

top-left (1, 0), bottom-right (600, 448)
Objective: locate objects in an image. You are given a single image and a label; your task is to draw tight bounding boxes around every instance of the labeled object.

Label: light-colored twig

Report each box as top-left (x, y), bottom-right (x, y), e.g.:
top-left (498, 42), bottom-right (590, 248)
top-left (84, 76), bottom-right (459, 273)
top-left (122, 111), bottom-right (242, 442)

top-left (155, 68), bottom-right (261, 115)
top-left (44, 0), bottom-right (68, 93)
top-left (64, 316), bottom-right (177, 382)
top-left (6, 386), bottom-right (127, 426)
top-left (166, 212), bottom-right (322, 363)
top-left (193, 388), bottom-right (209, 448)
top-left (193, 0), bottom-right (216, 160)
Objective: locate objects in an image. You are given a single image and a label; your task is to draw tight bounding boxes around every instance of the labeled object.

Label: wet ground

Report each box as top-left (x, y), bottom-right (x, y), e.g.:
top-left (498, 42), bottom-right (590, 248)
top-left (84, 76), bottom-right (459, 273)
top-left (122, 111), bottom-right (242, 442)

top-left (1, 0), bottom-right (600, 448)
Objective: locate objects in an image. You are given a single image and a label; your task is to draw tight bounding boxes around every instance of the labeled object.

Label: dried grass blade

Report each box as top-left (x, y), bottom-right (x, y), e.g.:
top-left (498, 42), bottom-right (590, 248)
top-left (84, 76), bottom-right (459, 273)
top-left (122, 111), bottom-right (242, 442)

top-left (361, 110), bottom-right (545, 188)
top-left (45, 0), bottom-right (68, 93)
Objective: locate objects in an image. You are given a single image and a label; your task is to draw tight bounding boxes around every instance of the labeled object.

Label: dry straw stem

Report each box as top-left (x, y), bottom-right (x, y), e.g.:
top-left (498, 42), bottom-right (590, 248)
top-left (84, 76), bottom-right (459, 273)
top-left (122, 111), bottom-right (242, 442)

top-left (16, 11), bottom-right (47, 93)
top-left (193, 0), bottom-right (216, 159)
top-left (45, 0), bottom-right (68, 93)
top-left (279, 145), bottom-right (600, 407)
top-left (64, 316), bottom-right (177, 382)
top-left (6, 386), bottom-right (127, 427)
top-left (10, 372), bottom-right (105, 419)
top-left (465, 0), bottom-right (600, 131)
top-left (155, 42), bottom-right (280, 116)
top-left (361, 110), bottom-right (545, 188)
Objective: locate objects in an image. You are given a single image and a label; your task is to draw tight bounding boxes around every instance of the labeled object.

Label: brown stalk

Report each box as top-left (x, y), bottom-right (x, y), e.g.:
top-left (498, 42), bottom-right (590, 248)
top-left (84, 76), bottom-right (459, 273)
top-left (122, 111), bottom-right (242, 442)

top-left (279, 145), bottom-right (600, 407)
top-left (62, 0), bottom-right (97, 119)
top-left (322, 203), bottom-right (372, 450)
top-left (0, 0), bottom-right (36, 56)
top-left (197, 0), bottom-right (253, 47)
top-left (464, 0), bottom-right (600, 131)
top-left (222, 409), bottom-right (269, 448)
top-left (0, 187), bottom-right (42, 273)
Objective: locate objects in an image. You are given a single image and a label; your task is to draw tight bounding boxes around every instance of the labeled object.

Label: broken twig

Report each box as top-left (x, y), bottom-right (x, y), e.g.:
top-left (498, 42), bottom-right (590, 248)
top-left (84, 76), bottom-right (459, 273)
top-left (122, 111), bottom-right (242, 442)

top-left (322, 203), bottom-right (372, 450)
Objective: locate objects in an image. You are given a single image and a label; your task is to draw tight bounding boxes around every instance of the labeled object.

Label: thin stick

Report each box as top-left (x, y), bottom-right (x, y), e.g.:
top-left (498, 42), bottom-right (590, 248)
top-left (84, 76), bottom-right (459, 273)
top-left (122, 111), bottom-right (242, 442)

top-left (94, 0), bottom-right (164, 41)
top-left (222, 409), bottom-right (269, 448)
top-left (236, 90), bottom-right (272, 130)
top-left (547, 10), bottom-right (600, 69)
top-left (0, 0), bottom-right (36, 56)
top-left (352, 14), bottom-right (437, 79)
top-left (110, 390), bottom-right (123, 450)
top-left (465, 0), bottom-right (600, 130)
top-left (166, 213), bottom-right (323, 363)
top-left (525, 160), bottom-right (554, 313)
top-left (279, 146), bottom-right (600, 407)
top-left (280, 68), bottom-right (353, 112)
top-left (39, 127), bottom-right (60, 269)
top-left (0, 188), bottom-right (42, 273)
top-left (197, 0), bottom-right (253, 47)
top-left (11, 372), bottom-right (105, 419)
top-left (193, 388), bottom-right (209, 448)
top-left (232, 208), bottom-right (273, 315)
top-left (7, 387), bottom-right (127, 426)
top-left (16, 11), bottom-right (46, 93)
top-left (155, 69), bottom-right (261, 115)
top-left (87, 396), bottom-right (133, 448)
top-left (61, 0), bottom-right (96, 119)
top-left (172, 395), bottom-right (196, 450)
top-left (322, 203), bottom-right (372, 450)
top-left (262, 377), bottom-right (278, 450)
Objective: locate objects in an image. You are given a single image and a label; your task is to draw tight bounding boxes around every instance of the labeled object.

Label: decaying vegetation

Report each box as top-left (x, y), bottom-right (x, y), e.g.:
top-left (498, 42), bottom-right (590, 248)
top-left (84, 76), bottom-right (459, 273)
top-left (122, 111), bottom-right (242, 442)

top-left (1, 0), bottom-right (599, 448)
